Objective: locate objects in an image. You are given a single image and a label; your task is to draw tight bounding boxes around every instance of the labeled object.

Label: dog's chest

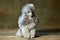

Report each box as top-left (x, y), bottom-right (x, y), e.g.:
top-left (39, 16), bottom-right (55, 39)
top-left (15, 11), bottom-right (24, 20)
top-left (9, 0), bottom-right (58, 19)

top-left (23, 16), bottom-right (38, 26)
top-left (23, 17), bottom-right (33, 26)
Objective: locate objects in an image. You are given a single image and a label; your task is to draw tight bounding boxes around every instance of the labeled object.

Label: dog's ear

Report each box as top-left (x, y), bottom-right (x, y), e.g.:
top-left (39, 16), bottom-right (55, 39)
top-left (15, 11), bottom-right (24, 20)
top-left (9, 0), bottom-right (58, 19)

top-left (37, 17), bottom-right (40, 23)
top-left (35, 17), bottom-right (40, 23)
top-left (34, 15), bottom-right (40, 24)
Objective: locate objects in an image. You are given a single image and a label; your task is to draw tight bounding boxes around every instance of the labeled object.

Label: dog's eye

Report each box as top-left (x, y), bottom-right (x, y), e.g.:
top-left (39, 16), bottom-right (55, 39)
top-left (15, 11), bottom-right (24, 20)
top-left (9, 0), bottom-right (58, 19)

top-left (28, 11), bottom-right (30, 13)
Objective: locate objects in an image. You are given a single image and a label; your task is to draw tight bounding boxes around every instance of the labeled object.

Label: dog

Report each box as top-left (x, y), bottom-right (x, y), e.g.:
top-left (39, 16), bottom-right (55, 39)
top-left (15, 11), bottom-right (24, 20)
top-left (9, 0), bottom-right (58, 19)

top-left (16, 3), bottom-right (39, 39)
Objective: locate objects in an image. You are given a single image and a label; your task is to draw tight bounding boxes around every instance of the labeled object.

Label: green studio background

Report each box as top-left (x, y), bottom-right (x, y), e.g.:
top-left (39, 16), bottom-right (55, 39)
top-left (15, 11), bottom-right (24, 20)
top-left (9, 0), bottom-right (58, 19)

top-left (0, 0), bottom-right (60, 30)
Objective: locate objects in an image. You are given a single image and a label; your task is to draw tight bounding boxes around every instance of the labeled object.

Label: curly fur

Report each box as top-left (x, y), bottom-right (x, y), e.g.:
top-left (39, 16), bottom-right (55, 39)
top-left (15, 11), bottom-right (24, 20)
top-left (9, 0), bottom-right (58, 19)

top-left (16, 3), bottom-right (39, 39)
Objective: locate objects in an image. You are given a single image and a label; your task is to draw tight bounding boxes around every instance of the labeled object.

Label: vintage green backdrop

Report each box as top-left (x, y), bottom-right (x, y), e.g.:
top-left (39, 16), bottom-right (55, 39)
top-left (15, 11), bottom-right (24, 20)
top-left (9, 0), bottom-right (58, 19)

top-left (0, 0), bottom-right (60, 30)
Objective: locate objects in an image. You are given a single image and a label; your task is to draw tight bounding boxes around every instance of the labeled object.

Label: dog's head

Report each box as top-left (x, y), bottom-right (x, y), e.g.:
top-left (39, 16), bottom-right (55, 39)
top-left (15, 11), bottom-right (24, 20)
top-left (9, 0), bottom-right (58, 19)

top-left (21, 4), bottom-right (35, 17)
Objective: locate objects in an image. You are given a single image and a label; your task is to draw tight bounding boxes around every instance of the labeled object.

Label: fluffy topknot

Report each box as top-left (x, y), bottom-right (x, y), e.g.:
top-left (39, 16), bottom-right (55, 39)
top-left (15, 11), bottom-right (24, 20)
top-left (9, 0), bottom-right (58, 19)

top-left (22, 4), bottom-right (35, 15)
